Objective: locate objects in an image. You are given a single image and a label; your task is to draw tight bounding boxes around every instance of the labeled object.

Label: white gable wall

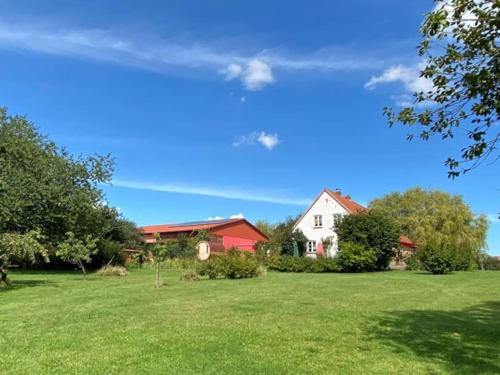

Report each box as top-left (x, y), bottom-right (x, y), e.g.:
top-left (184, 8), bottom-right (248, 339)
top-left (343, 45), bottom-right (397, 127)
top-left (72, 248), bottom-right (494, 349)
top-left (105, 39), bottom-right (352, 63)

top-left (293, 191), bottom-right (349, 258)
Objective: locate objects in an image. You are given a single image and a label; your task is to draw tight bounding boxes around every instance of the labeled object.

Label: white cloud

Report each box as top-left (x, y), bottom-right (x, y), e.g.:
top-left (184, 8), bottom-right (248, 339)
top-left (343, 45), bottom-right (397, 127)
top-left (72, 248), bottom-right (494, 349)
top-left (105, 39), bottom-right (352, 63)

top-left (221, 63), bottom-right (243, 80)
top-left (230, 213), bottom-right (245, 219)
top-left (206, 213), bottom-right (245, 221)
top-left (112, 178), bottom-right (310, 206)
top-left (233, 131), bottom-right (280, 150)
top-left (242, 59), bottom-right (274, 90)
top-left (365, 62), bottom-right (434, 106)
top-left (221, 59), bottom-right (274, 90)
top-left (0, 22), bottom-right (393, 91)
top-left (206, 216), bottom-right (224, 221)
top-left (232, 132), bottom-right (258, 147)
top-left (257, 132), bottom-right (280, 150)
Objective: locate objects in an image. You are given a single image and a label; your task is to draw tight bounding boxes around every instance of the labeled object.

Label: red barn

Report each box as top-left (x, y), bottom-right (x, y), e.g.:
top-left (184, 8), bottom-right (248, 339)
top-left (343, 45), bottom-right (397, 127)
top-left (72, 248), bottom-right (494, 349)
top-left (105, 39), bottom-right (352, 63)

top-left (139, 218), bottom-right (268, 254)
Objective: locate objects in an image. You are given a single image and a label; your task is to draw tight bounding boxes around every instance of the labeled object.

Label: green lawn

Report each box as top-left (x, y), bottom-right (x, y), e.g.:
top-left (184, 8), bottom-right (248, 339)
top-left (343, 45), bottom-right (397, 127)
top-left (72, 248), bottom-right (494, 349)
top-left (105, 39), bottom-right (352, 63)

top-left (1, 269), bottom-right (499, 374)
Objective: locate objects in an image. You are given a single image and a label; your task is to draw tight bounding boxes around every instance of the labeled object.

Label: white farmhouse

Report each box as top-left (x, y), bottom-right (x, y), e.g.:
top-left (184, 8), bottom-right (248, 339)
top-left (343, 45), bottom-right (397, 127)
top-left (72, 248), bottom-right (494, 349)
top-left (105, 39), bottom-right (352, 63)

top-left (293, 188), bottom-right (366, 258)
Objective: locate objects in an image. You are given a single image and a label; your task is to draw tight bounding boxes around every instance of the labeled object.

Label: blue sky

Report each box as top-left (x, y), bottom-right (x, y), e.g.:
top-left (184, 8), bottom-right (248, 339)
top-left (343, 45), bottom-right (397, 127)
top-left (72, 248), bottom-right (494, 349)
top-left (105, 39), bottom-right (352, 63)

top-left (0, 0), bottom-right (498, 254)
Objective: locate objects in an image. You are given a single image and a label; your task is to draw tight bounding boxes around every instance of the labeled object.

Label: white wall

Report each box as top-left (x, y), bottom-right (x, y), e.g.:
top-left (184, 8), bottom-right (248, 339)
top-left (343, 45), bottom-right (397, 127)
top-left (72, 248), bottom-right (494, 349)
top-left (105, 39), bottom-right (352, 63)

top-left (294, 191), bottom-right (348, 257)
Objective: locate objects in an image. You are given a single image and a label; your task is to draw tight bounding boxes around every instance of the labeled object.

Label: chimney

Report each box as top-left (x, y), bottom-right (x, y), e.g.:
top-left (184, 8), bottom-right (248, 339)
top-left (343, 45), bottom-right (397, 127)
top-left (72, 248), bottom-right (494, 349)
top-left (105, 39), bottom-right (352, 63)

top-left (335, 188), bottom-right (341, 196)
top-left (345, 195), bottom-right (351, 200)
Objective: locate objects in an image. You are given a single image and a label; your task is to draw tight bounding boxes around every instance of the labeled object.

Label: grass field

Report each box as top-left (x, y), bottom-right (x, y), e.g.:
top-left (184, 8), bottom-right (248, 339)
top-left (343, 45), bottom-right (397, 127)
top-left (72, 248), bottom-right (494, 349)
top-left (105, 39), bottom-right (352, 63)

top-left (1, 269), bottom-right (499, 374)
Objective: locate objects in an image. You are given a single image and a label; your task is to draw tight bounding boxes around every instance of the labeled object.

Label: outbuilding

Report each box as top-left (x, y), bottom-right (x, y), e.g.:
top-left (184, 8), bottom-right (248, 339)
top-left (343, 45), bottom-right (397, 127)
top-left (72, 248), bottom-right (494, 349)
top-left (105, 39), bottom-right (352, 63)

top-left (140, 218), bottom-right (268, 256)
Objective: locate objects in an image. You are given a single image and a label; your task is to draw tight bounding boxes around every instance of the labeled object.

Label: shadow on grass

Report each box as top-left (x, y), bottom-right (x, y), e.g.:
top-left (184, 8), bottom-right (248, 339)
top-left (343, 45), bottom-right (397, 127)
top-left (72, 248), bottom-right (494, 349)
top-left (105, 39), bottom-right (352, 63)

top-left (368, 301), bottom-right (500, 373)
top-left (0, 279), bottom-right (57, 292)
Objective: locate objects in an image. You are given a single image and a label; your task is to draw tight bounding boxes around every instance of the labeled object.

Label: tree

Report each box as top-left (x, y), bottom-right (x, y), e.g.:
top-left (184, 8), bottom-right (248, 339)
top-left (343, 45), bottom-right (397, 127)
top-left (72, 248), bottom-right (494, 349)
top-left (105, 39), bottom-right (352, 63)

top-left (56, 232), bottom-right (98, 277)
top-left (384, 0), bottom-right (499, 177)
top-left (150, 233), bottom-right (174, 288)
top-left (93, 218), bottom-right (142, 267)
top-left (0, 107), bottom-right (117, 245)
top-left (335, 211), bottom-right (401, 270)
top-left (0, 230), bottom-right (48, 286)
top-left (256, 218), bottom-right (308, 256)
top-left (369, 187), bottom-right (489, 268)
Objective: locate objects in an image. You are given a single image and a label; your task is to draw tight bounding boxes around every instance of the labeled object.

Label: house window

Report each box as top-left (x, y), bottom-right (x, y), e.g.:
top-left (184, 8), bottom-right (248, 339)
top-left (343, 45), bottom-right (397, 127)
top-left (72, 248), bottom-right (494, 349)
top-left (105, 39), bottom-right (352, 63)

top-left (333, 213), bottom-right (343, 227)
top-left (314, 215), bottom-right (323, 228)
top-left (307, 241), bottom-right (316, 253)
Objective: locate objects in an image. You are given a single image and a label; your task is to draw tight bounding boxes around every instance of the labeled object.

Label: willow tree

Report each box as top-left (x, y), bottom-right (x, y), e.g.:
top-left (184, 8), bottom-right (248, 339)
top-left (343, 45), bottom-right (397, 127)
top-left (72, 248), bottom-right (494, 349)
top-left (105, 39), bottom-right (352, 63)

top-left (369, 187), bottom-right (489, 267)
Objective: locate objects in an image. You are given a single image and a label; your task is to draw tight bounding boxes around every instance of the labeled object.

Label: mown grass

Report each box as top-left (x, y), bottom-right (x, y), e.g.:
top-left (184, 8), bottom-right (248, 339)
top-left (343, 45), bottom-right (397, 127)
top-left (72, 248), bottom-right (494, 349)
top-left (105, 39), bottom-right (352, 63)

top-left (1, 269), bottom-right (499, 374)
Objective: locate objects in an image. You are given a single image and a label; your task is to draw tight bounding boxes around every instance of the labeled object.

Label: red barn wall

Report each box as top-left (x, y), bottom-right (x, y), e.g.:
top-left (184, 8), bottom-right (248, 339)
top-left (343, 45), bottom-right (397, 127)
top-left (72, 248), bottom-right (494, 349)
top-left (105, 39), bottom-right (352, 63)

top-left (222, 236), bottom-right (257, 252)
top-left (212, 221), bottom-right (267, 242)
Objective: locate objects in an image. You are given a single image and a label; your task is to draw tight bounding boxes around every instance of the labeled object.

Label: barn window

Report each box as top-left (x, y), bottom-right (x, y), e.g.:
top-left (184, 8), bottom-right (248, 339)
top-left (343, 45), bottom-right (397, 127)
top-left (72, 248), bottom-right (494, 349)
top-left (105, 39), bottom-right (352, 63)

top-left (314, 215), bottom-right (323, 228)
top-left (307, 241), bottom-right (316, 253)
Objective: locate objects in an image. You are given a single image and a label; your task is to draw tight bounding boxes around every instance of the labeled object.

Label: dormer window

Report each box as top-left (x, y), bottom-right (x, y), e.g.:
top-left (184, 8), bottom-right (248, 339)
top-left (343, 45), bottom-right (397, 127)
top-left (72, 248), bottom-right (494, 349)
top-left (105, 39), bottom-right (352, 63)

top-left (314, 215), bottom-right (323, 228)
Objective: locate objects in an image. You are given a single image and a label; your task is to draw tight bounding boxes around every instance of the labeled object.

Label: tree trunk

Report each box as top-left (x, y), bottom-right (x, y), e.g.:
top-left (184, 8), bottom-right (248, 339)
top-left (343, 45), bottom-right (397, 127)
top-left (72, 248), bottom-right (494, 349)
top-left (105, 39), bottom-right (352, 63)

top-left (79, 261), bottom-right (87, 278)
top-left (155, 261), bottom-right (161, 288)
top-left (0, 267), bottom-right (11, 287)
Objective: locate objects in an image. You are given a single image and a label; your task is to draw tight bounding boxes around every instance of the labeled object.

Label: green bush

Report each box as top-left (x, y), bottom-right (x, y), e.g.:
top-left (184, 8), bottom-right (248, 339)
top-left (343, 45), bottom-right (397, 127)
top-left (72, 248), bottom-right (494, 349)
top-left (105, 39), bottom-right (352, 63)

top-left (335, 242), bottom-right (377, 272)
top-left (419, 242), bottom-right (456, 274)
top-left (197, 253), bottom-right (260, 279)
top-left (163, 257), bottom-right (199, 270)
top-left (484, 256), bottom-right (500, 270)
top-left (267, 256), bottom-right (339, 273)
top-left (404, 253), bottom-right (421, 270)
top-left (180, 269), bottom-right (200, 281)
top-left (91, 239), bottom-right (125, 268)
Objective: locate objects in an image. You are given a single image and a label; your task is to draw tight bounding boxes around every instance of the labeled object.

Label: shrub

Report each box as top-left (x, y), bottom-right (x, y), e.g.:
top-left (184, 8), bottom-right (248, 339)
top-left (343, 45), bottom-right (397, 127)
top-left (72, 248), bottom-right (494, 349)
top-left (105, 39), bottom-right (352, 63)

top-left (96, 265), bottom-right (128, 277)
top-left (256, 265), bottom-right (267, 277)
top-left (336, 211), bottom-right (400, 270)
top-left (484, 256), bottom-right (500, 270)
top-left (197, 253), bottom-right (260, 279)
top-left (180, 269), bottom-right (200, 281)
top-left (405, 253), bottom-right (421, 270)
top-left (335, 242), bottom-right (377, 272)
top-left (92, 239), bottom-right (125, 268)
top-left (163, 257), bottom-right (199, 270)
top-left (267, 256), bottom-right (339, 273)
top-left (418, 242), bottom-right (456, 274)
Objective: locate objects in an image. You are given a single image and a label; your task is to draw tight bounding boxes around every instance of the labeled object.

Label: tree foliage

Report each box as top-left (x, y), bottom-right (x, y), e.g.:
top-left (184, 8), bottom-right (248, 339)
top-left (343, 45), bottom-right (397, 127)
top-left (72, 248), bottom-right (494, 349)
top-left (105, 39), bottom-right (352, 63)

top-left (369, 187), bottom-right (488, 266)
top-left (335, 211), bottom-right (401, 270)
top-left (0, 230), bottom-right (49, 286)
top-left (0, 107), bottom-right (140, 271)
top-left (149, 233), bottom-right (176, 288)
top-left (255, 217), bottom-right (308, 256)
top-left (419, 241), bottom-right (458, 274)
top-left (0, 107), bottom-right (117, 244)
top-left (56, 232), bottom-right (98, 276)
top-left (384, 0), bottom-right (499, 177)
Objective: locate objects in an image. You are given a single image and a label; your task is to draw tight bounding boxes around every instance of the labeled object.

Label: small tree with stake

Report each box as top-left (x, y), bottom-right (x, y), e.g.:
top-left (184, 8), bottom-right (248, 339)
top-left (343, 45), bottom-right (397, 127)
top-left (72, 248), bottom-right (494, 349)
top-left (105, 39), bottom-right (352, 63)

top-left (0, 229), bottom-right (49, 286)
top-left (150, 233), bottom-right (173, 288)
top-left (56, 232), bottom-right (97, 278)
